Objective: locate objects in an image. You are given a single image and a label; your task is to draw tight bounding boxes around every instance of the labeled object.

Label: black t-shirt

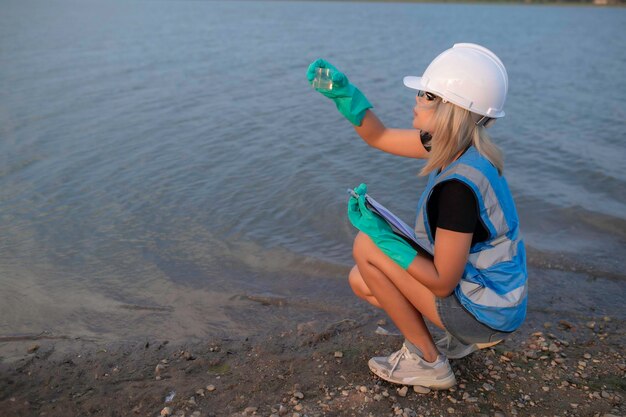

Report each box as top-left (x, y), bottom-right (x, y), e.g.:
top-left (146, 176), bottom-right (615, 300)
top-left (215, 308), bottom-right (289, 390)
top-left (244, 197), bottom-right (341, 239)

top-left (427, 179), bottom-right (489, 246)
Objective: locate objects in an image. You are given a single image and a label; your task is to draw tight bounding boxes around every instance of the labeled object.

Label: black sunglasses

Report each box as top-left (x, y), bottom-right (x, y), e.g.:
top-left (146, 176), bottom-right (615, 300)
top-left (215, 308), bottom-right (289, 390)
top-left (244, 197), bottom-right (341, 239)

top-left (417, 90), bottom-right (437, 101)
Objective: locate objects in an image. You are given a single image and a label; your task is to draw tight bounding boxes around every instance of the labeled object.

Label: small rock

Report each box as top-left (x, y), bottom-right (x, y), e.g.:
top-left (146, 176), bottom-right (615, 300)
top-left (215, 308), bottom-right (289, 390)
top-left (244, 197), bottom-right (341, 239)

top-left (359, 386), bottom-right (368, 393)
top-left (583, 353), bottom-right (591, 359)
top-left (243, 406), bottom-right (258, 415)
top-left (187, 396), bottom-right (196, 406)
top-left (334, 351), bottom-right (343, 358)
top-left (447, 407), bottom-right (455, 414)
top-left (542, 386), bottom-right (550, 392)
top-left (191, 412), bottom-right (201, 417)
top-left (293, 391), bottom-right (304, 399)
top-left (397, 386), bottom-right (408, 397)
top-left (160, 407), bottom-right (172, 417)
top-left (183, 351), bottom-right (195, 360)
top-left (482, 383), bottom-right (494, 391)
top-left (586, 321), bottom-right (596, 330)
top-left (601, 391), bottom-right (612, 399)
top-left (413, 386), bottom-right (431, 394)
top-left (155, 363), bottom-right (166, 380)
top-left (373, 394), bottom-right (383, 401)
top-left (278, 405), bottom-right (288, 416)
top-left (294, 404), bottom-right (303, 411)
top-left (27, 344), bottom-right (40, 354)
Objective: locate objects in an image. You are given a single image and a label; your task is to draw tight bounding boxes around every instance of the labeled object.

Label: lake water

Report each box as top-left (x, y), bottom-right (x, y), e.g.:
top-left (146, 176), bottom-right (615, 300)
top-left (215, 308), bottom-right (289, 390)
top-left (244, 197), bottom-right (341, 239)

top-left (1, 0), bottom-right (625, 344)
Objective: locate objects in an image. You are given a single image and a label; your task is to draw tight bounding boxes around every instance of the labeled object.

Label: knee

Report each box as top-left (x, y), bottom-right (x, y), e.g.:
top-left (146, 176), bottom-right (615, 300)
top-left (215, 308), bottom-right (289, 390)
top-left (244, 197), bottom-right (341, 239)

top-left (352, 231), bottom-right (373, 262)
top-left (348, 264), bottom-right (374, 301)
top-left (348, 265), bottom-right (364, 296)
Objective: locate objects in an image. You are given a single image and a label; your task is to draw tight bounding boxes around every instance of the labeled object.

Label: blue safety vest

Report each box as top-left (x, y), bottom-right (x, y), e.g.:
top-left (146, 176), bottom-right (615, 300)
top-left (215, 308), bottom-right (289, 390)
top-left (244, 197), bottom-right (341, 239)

top-left (414, 146), bottom-right (527, 332)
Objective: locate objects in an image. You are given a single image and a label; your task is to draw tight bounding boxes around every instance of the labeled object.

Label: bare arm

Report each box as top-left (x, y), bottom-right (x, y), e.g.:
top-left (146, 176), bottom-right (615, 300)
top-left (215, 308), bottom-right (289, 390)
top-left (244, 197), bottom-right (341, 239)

top-left (406, 228), bottom-right (473, 298)
top-left (353, 110), bottom-right (430, 159)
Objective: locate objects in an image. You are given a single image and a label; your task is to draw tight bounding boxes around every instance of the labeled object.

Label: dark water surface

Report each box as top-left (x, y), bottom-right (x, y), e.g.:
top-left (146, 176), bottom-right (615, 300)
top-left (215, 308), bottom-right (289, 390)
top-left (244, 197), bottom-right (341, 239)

top-left (1, 0), bottom-right (625, 343)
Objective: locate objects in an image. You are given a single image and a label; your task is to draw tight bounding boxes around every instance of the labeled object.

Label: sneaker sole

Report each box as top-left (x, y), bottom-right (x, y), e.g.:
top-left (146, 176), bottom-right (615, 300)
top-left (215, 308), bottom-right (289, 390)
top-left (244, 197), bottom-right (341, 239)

top-left (367, 360), bottom-right (457, 389)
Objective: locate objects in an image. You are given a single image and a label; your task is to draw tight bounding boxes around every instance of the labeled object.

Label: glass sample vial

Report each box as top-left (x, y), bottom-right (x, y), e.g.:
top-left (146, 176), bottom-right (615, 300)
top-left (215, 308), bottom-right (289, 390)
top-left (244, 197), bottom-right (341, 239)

top-left (312, 67), bottom-right (333, 90)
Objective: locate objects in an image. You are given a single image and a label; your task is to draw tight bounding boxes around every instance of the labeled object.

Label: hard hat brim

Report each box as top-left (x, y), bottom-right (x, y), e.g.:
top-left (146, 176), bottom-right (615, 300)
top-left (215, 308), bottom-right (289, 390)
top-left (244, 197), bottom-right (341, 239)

top-left (403, 76), bottom-right (425, 91)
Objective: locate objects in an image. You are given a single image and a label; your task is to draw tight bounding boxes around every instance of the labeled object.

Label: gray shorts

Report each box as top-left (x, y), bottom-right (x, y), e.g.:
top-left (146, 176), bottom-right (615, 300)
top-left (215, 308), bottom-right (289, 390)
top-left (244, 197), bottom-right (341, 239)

top-left (435, 293), bottom-right (510, 345)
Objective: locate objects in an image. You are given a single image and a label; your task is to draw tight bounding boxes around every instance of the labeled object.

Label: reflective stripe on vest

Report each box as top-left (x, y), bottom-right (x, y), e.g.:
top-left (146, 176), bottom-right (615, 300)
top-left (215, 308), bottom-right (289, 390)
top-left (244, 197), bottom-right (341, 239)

top-left (414, 147), bottom-right (527, 332)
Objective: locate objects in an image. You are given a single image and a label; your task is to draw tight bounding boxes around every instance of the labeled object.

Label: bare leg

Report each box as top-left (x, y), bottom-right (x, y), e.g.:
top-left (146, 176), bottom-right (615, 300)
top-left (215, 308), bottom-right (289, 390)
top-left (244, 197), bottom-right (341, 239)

top-left (351, 232), bottom-right (445, 362)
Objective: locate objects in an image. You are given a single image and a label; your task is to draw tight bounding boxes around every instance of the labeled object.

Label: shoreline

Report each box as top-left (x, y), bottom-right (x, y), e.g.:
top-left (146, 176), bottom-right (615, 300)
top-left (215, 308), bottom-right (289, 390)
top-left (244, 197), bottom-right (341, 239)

top-left (269, 0), bottom-right (626, 8)
top-left (1, 269), bottom-right (624, 417)
top-left (0, 309), bottom-right (623, 417)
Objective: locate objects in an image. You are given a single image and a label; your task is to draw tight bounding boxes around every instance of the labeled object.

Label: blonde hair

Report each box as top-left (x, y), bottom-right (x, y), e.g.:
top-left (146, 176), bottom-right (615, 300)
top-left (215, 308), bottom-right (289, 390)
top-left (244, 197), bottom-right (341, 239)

top-left (419, 99), bottom-right (504, 176)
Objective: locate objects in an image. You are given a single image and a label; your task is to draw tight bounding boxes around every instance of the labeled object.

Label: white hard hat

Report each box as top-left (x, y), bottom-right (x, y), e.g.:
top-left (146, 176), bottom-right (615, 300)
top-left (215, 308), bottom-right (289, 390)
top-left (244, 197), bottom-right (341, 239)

top-left (404, 43), bottom-right (508, 120)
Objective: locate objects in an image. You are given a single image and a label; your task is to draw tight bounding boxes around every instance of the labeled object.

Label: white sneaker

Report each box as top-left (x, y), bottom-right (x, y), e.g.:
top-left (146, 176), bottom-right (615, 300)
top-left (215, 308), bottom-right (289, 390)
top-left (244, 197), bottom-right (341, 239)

top-left (368, 343), bottom-right (456, 389)
top-left (435, 332), bottom-right (503, 359)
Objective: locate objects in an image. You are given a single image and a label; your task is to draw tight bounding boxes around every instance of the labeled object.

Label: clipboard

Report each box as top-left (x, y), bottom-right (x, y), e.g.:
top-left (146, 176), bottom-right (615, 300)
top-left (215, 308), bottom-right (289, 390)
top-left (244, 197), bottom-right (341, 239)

top-left (347, 189), bottom-right (430, 254)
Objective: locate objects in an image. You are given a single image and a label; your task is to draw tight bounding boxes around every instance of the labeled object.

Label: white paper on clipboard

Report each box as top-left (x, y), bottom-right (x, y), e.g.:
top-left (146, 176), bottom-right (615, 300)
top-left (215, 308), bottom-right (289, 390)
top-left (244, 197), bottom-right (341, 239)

top-left (363, 194), bottom-right (419, 245)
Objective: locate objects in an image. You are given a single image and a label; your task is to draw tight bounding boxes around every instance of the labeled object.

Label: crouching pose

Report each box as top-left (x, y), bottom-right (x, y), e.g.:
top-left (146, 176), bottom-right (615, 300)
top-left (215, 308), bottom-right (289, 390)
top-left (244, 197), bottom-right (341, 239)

top-left (307, 43), bottom-right (527, 389)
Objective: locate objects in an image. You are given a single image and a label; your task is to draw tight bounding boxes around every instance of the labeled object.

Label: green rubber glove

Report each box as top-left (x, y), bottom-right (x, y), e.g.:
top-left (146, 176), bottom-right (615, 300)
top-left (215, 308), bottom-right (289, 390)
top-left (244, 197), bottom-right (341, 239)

top-left (307, 59), bottom-right (373, 126)
top-left (348, 183), bottom-right (418, 269)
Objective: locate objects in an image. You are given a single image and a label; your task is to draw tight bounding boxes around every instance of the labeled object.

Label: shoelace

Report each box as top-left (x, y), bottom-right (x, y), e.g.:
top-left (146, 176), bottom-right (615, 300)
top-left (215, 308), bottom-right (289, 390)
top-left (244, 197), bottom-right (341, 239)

top-left (444, 332), bottom-right (453, 351)
top-left (388, 345), bottom-right (413, 377)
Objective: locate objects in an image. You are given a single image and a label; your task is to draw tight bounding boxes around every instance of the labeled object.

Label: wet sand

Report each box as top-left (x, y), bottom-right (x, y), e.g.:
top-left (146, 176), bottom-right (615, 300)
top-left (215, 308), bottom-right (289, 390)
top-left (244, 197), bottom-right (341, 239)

top-left (1, 266), bottom-right (624, 417)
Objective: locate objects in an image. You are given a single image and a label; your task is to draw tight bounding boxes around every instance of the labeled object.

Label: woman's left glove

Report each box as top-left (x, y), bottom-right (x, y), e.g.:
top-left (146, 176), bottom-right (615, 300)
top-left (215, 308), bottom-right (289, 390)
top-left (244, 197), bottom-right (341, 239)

top-left (307, 59), bottom-right (373, 126)
top-left (348, 183), bottom-right (418, 269)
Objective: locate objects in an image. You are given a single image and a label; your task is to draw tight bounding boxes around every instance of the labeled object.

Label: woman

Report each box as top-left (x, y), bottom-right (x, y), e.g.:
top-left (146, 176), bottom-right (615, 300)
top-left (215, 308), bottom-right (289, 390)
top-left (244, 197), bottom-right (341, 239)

top-left (307, 43), bottom-right (527, 389)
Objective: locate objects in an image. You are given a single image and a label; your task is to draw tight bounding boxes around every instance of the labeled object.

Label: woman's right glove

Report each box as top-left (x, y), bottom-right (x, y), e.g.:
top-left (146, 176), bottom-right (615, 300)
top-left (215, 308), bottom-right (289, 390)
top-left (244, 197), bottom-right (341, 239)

top-left (307, 59), bottom-right (373, 126)
top-left (348, 183), bottom-right (418, 270)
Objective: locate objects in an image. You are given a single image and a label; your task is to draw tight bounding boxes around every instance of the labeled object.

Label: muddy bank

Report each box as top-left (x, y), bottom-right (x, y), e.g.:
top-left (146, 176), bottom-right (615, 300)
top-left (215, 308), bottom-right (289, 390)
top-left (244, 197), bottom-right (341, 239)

top-left (1, 315), bottom-right (624, 417)
top-left (0, 267), bottom-right (624, 417)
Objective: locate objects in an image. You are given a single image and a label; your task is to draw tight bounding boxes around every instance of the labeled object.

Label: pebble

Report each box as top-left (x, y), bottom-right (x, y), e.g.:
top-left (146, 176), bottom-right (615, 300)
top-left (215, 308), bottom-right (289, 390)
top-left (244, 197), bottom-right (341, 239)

top-left (191, 412), bottom-right (201, 417)
top-left (293, 404), bottom-right (303, 411)
top-left (206, 384), bottom-right (216, 392)
top-left (413, 386), bottom-right (431, 394)
top-left (359, 386), bottom-right (368, 393)
top-left (160, 407), bottom-right (172, 416)
top-left (243, 406), bottom-right (258, 415)
top-left (27, 344), bottom-right (40, 354)
top-left (196, 389), bottom-right (205, 397)
top-left (397, 386), bottom-right (408, 397)
top-left (447, 407), bottom-right (455, 414)
top-left (334, 351), bottom-right (343, 358)
top-left (293, 391), bottom-right (304, 399)
top-left (155, 364), bottom-right (166, 380)
top-left (482, 383), bottom-right (494, 391)
top-left (586, 321), bottom-right (596, 330)
top-left (373, 394), bottom-right (383, 401)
